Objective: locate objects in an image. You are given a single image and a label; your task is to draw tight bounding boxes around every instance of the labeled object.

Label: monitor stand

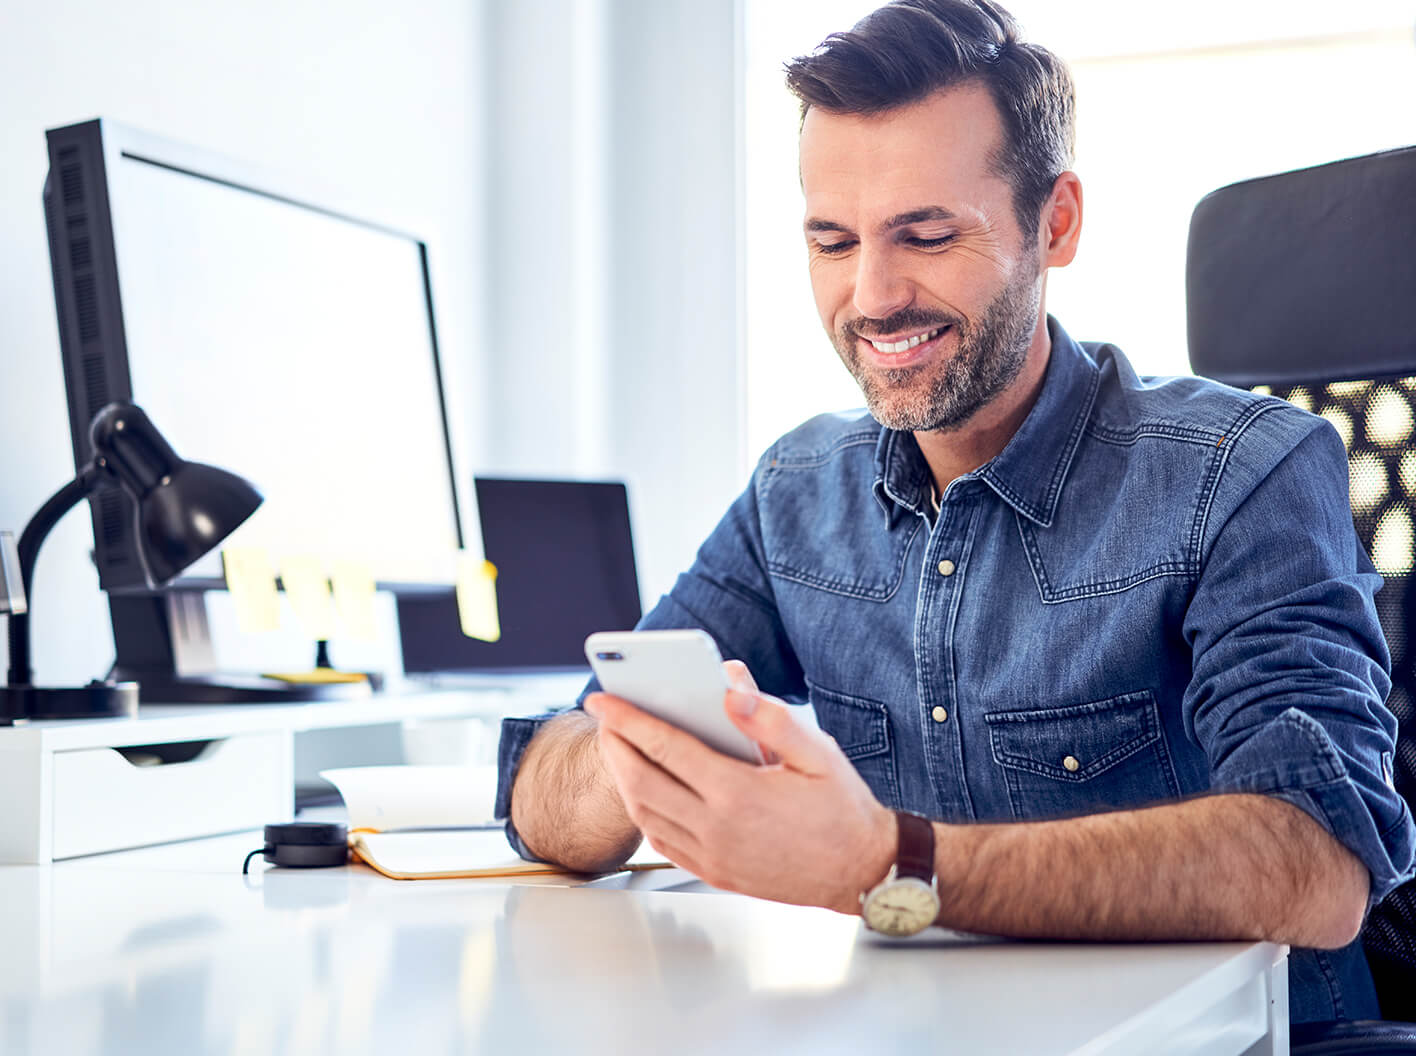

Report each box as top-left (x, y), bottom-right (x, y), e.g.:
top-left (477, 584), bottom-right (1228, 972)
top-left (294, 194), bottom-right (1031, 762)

top-left (109, 592), bottom-right (377, 704)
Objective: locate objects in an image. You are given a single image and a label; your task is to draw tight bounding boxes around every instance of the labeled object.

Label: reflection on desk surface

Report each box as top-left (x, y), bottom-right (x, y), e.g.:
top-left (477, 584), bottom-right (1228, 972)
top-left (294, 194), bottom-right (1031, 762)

top-left (0, 860), bottom-right (1283, 1056)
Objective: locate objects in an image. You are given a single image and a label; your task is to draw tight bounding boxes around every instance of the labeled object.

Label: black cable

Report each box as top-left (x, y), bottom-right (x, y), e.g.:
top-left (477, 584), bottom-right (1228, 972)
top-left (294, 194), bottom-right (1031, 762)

top-left (242, 846), bottom-right (269, 874)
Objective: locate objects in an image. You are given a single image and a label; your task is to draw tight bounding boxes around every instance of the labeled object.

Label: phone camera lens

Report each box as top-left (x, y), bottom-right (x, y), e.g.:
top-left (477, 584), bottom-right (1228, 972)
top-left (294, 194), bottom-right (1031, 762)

top-left (595, 651), bottom-right (624, 661)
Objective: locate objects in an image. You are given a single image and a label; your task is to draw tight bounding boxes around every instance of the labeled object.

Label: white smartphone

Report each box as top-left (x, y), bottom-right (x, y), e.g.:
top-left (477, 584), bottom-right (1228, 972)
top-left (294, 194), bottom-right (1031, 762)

top-left (584, 630), bottom-right (764, 764)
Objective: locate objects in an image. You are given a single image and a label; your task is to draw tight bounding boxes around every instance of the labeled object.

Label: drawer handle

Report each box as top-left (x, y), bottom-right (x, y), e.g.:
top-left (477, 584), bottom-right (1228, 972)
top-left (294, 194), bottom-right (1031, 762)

top-left (114, 739), bottom-right (221, 767)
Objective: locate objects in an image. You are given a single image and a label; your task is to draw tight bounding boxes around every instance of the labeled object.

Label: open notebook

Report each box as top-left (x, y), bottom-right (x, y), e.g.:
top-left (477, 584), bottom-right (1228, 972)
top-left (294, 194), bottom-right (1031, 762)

top-left (322, 765), bottom-right (671, 880)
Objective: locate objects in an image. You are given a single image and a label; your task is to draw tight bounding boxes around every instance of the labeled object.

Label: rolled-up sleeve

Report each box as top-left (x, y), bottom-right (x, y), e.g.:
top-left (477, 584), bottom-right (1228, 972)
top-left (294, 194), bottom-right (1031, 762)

top-left (494, 450), bottom-right (804, 857)
top-left (1184, 412), bottom-right (1416, 906)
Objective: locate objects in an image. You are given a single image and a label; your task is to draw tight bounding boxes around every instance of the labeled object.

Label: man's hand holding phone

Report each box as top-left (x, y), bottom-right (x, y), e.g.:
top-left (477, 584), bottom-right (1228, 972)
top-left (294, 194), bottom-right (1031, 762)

top-left (583, 631), bottom-right (894, 915)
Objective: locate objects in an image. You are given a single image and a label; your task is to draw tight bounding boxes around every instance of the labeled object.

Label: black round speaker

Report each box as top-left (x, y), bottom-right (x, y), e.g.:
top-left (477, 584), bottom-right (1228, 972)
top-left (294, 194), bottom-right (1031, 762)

top-left (245, 821), bottom-right (349, 872)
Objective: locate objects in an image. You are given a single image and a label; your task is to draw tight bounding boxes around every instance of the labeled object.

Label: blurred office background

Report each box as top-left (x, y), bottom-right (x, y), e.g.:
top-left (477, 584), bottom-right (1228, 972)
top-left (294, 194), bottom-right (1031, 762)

top-left (1, 0), bottom-right (1414, 686)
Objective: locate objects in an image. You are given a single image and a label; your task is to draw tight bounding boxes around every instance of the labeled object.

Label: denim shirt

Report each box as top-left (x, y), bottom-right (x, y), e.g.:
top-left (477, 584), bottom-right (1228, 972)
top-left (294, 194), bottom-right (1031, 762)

top-left (497, 318), bottom-right (1416, 1023)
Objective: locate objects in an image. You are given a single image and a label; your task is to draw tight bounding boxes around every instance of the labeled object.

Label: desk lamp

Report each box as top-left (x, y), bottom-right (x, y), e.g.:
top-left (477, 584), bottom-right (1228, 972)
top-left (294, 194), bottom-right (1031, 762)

top-left (0, 402), bottom-right (261, 724)
top-left (0, 532), bottom-right (24, 617)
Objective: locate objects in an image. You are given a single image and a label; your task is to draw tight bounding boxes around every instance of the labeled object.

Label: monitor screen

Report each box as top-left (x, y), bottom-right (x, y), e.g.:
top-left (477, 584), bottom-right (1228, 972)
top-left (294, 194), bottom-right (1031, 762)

top-left (45, 119), bottom-right (465, 594)
top-left (398, 478), bottom-right (642, 673)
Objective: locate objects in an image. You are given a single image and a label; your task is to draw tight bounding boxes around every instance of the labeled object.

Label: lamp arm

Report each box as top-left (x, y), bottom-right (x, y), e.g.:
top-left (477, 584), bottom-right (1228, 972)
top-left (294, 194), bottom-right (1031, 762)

top-left (6, 461), bottom-right (107, 688)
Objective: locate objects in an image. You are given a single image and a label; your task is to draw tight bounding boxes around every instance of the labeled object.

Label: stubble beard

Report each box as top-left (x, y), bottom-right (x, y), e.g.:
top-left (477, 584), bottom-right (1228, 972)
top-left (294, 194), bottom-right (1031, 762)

top-left (834, 263), bottom-right (1043, 434)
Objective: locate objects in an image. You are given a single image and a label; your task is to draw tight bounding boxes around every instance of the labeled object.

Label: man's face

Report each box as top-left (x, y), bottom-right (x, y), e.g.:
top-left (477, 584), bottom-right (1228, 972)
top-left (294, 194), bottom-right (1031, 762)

top-left (799, 82), bottom-right (1046, 433)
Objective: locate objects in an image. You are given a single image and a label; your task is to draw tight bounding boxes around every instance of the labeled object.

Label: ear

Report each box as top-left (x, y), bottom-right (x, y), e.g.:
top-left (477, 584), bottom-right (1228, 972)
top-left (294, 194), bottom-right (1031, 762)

top-left (1039, 171), bottom-right (1083, 269)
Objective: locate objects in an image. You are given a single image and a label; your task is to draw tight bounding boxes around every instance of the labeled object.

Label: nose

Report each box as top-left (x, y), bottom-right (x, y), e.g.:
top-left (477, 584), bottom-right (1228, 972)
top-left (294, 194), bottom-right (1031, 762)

top-left (852, 244), bottom-right (915, 321)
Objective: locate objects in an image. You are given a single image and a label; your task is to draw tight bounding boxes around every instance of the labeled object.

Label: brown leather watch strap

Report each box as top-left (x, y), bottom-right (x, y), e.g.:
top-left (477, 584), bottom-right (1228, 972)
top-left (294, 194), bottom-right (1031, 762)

top-left (894, 810), bottom-right (935, 882)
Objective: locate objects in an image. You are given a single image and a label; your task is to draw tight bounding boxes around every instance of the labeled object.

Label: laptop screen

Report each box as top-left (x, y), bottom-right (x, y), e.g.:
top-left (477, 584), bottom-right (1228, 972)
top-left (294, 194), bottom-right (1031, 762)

top-left (397, 478), bottom-right (643, 673)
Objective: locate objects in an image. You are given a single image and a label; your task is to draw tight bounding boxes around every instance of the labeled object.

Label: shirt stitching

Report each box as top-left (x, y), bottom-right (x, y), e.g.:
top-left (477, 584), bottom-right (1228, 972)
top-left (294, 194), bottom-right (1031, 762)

top-left (1190, 400), bottom-right (1282, 562)
top-left (766, 516), bottom-right (924, 601)
top-left (1085, 422), bottom-right (1226, 446)
top-left (766, 433), bottom-right (879, 469)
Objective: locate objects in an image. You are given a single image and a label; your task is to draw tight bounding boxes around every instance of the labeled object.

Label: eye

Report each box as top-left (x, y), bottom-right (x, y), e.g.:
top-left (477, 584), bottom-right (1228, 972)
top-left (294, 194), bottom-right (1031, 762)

top-left (813, 238), bottom-right (857, 256)
top-left (906, 234), bottom-right (957, 250)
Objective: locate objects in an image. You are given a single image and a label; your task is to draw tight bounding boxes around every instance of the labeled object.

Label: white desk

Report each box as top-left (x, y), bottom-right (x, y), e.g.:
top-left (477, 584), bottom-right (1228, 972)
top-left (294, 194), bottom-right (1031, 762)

top-left (2, 825), bottom-right (1289, 1055)
top-left (0, 693), bottom-right (1289, 1054)
top-left (0, 680), bottom-right (586, 863)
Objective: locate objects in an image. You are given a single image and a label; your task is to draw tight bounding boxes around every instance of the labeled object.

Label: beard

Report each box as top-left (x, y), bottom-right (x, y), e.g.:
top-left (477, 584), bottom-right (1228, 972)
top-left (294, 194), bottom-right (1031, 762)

top-left (833, 262), bottom-right (1042, 433)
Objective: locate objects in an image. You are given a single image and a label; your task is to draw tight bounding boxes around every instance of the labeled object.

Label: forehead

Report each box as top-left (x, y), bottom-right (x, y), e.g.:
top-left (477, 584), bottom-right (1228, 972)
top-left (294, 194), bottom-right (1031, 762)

top-left (798, 81), bottom-right (1010, 224)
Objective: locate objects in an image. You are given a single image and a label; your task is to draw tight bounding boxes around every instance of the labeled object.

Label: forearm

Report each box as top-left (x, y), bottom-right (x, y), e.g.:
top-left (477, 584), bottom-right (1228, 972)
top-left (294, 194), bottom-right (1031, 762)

top-left (935, 793), bottom-right (1369, 949)
top-left (509, 710), bottom-right (642, 873)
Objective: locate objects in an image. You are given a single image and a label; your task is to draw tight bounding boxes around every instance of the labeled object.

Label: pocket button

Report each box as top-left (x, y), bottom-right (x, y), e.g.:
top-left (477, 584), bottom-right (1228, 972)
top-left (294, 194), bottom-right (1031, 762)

top-left (1062, 755), bottom-right (1080, 772)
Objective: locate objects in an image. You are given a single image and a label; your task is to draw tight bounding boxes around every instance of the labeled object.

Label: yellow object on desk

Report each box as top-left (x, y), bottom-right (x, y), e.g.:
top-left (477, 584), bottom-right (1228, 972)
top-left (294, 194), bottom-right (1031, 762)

top-left (456, 554), bottom-right (501, 642)
top-left (280, 554), bottom-right (335, 640)
top-left (321, 764), bottom-right (669, 880)
top-left (221, 547), bottom-right (281, 633)
top-left (330, 559), bottom-right (378, 641)
top-left (261, 669), bottom-right (368, 685)
top-left (348, 828), bottom-right (671, 881)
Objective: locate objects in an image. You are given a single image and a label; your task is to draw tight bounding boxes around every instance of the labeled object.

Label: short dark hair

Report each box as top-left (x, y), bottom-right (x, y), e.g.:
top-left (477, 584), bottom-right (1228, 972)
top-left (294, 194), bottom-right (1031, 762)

top-left (785, 0), bottom-right (1075, 236)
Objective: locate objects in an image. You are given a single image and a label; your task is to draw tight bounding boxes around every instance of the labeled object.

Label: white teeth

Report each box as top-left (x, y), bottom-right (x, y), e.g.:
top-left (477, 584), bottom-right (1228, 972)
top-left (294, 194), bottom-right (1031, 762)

top-left (868, 327), bottom-right (942, 354)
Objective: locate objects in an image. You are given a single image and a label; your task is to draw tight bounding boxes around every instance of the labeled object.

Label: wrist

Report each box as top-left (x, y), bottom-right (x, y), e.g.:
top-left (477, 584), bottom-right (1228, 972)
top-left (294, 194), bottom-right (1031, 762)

top-left (846, 801), bottom-right (899, 915)
top-left (858, 809), bottom-right (941, 936)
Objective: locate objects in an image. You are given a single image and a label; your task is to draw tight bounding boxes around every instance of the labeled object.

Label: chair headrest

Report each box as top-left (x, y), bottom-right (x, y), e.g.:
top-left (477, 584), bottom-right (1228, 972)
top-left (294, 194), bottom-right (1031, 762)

top-left (1186, 146), bottom-right (1416, 387)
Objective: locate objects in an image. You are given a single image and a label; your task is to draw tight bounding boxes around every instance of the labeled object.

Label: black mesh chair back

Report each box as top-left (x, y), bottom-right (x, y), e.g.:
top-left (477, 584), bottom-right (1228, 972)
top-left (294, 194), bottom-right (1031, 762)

top-left (1187, 145), bottom-right (1416, 1022)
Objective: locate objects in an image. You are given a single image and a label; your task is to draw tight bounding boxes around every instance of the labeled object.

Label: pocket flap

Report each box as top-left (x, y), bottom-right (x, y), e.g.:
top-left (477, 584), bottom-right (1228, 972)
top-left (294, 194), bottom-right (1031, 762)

top-left (806, 682), bottom-right (891, 761)
top-left (985, 691), bottom-right (1161, 782)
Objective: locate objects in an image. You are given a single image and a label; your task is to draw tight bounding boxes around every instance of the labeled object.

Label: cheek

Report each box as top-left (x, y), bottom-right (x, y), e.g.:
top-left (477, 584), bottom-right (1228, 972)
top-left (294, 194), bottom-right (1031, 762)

top-left (920, 254), bottom-right (1012, 318)
top-left (807, 260), bottom-right (851, 334)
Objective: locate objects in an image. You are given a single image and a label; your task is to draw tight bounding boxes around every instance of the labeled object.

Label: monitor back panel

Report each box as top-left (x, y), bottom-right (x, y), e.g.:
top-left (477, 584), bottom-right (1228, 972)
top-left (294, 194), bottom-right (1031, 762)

top-left (397, 478), bottom-right (642, 673)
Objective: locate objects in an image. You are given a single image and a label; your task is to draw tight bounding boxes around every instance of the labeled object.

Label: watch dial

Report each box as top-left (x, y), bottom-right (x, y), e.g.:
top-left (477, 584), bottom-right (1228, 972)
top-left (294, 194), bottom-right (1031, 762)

top-left (866, 878), bottom-right (939, 936)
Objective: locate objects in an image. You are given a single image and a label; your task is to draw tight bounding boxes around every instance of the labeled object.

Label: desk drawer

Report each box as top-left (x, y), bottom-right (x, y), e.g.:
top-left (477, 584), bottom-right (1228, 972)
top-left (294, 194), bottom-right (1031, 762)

top-left (51, 732), bottom-right (290, 859)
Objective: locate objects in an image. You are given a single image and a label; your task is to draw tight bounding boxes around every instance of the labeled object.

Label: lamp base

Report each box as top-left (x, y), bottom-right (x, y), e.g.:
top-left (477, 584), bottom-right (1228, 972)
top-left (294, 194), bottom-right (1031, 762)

top-left (0, 681), bottom-right (139, 724)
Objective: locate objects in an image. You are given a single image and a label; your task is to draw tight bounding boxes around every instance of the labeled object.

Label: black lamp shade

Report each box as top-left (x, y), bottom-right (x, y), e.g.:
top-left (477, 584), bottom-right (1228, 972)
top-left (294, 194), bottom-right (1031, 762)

top-left (90, 403), bottom-right (263, 587)
top-left (137, 462), bottom-right (263, 585)
top-left (2, 401), bottom-right (263, 723)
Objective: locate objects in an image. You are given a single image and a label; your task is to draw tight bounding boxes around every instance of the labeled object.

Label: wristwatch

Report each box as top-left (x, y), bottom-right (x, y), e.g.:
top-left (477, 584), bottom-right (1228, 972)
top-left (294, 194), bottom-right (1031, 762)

top-left (860, 810), bottom-right (940, 936)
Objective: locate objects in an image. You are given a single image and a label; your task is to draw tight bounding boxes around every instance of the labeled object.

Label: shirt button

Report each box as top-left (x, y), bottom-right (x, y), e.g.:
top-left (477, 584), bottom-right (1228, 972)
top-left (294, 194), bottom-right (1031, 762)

top-left (1062, 755), bottom-right (1081, 772)
top-left (937, 559), bottom-right (956, 576)
top-left (931, 706), bottom-right (948, 723)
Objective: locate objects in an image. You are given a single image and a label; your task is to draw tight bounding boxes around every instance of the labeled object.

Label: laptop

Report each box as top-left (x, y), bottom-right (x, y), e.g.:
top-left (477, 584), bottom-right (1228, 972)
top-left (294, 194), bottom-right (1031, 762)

top-left (396, 477), bottom-right (643, 691)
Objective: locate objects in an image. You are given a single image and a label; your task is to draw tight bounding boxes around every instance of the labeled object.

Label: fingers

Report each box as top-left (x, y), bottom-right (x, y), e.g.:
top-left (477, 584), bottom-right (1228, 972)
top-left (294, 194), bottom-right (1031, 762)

top-left (722, 659), bottom-right (759, 695)
top-left (585, 692), bottom-right (750, 794)
top-left (723, 690), bottom-right (836, 775)
top-left (632, 803), bottom-right (703, 867)
top-left (597, 726), bottom-right (705, 828)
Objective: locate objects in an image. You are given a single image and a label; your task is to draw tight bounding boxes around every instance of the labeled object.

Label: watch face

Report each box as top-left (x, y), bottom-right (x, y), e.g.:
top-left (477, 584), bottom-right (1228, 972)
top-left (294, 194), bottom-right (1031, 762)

top-left (863, 876), bottom-right (940, 936)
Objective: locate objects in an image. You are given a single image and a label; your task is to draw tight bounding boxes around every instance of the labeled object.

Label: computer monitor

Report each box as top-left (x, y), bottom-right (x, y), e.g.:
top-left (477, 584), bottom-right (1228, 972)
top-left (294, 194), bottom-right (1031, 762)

top-left (398, 478), bottom-right (642, 675)
top-left (43, 119), bottom-right (468, 700)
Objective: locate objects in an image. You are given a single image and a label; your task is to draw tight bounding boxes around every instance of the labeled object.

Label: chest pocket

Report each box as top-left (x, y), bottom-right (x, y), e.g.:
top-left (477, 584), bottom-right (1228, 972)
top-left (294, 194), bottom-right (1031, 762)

top-left (983, 691), bottom-right (1180, 821)
top-left (807, 681), bottom-right (900, 809)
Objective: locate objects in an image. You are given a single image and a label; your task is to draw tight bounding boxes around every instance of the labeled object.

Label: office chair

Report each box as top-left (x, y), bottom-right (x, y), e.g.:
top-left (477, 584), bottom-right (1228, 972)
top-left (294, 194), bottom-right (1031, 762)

top-left (1187, 145), bottom-right (1416, 1054)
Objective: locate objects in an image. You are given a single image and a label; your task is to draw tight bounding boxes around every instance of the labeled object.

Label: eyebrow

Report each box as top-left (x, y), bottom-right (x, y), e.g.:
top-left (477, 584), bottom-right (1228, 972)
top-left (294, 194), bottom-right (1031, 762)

top-left (804, 205), bottom-right (958, 236)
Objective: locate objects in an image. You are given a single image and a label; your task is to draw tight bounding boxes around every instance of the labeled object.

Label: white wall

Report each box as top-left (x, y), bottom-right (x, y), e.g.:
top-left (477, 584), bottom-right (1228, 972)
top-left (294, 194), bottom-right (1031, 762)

top-left (479, 0), bottom-right (744, 607)
top-left (0, 0), bottom-right (743, 686)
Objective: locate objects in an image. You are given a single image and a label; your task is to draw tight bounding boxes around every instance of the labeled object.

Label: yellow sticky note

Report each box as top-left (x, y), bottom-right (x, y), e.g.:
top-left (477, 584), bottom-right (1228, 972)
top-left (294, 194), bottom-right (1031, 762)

top-left (221, 547), bottom-right (281, 634)
top-left (261, 669), bottom-right (368, 685)
top-left (280, 555), bottom-right (335, 641)
top-left (331, 560), bottom-right (378, 642)
top-left (456, 555), bottom-right (500, 642)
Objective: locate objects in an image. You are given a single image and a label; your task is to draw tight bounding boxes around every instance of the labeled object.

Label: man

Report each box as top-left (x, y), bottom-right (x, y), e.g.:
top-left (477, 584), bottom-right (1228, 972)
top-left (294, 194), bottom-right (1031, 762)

top-left (495, 0), bottom-right (1414, 1024)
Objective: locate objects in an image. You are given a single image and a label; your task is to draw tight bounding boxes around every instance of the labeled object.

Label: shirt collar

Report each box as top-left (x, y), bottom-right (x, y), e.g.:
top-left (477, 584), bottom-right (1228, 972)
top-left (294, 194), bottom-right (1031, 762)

top-left (872, 316), bottom-right (1100, 529)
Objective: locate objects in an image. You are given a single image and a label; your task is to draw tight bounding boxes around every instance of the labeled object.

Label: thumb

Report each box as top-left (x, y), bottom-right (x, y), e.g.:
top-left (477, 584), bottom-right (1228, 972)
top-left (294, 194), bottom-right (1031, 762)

top-left (722, 659), bottom-right (759, 695)
top-left (724, 689), bottom-right (833, 774)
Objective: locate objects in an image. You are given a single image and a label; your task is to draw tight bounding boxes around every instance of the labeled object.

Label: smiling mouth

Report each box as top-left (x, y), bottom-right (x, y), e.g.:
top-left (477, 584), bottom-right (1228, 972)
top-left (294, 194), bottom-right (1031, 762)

top-left (862, 326), bottom-right (948, 354)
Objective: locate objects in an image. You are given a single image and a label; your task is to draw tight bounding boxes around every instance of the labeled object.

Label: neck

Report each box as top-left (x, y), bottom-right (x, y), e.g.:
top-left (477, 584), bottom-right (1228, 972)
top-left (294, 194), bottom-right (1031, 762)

top-left (914, 314), bottom-right (1052, 495)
